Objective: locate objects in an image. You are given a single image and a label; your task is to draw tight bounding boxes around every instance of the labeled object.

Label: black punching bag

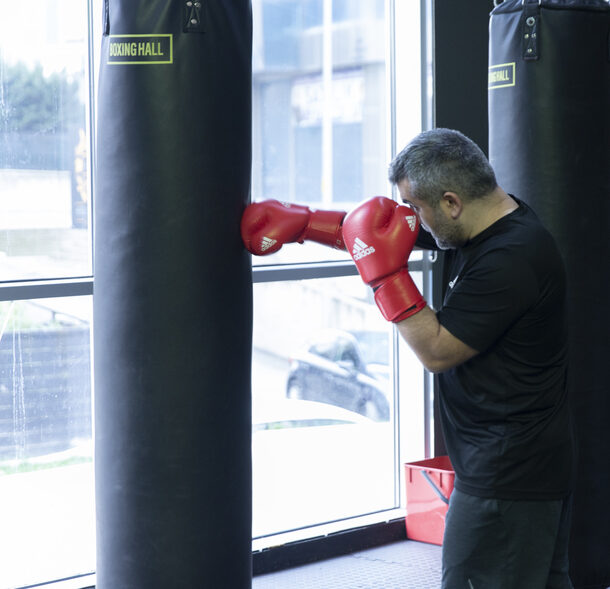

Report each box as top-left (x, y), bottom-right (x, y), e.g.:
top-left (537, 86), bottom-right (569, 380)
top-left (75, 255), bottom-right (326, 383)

top-left (94, 2), bottom-right (252, 588)
top-left (488, 1), bottom-right (610, 587)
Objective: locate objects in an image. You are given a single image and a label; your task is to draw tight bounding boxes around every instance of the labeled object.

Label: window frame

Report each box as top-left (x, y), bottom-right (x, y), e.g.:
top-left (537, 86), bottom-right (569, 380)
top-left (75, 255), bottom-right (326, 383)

top-left (0, 0), bottom-right (97, 586)
top-left (3, 0), bottom-right (435, 585)
top-left (249, 0), bottom-right (436, 570)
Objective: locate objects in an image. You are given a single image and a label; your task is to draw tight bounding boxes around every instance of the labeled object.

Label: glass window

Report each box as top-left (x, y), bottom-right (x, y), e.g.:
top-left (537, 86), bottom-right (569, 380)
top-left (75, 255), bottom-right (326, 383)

top-left (0, 0), bottom-right (91, 282)
top-left (0, 0), bottom-right (428, 584)
top-left (0, 1), bottom-right (94, 586)
top-left (252, 0), bottom-right (388, 266)
top-left (252, 272), bottom-right (425, 544)
top-left (251, 0), bottom-right (427, 549)
top-left (0, 297), bottom-right (94, 588)
top-left (252, 277), bottom-right (397, 538)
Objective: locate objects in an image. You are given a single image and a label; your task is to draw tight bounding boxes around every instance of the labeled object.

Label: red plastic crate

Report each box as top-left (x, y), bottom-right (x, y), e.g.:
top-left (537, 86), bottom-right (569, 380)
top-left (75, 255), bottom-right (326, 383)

top-left (404, 455), bottom-right (455, 545)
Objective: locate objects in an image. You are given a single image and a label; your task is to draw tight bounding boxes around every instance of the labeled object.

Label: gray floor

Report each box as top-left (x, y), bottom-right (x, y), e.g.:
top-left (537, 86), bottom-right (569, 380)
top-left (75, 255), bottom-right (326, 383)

top-left (253, 540), bottom-right (442, 589)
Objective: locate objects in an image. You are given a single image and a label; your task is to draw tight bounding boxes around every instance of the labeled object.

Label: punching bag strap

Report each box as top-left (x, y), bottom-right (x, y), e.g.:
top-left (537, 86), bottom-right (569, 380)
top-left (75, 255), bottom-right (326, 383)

top-left (102, 0), bottom-right (109, 35)
top-left (184, 0), bottom-right (206, 33)
top-left (522, 0), bottom-right (541, 61)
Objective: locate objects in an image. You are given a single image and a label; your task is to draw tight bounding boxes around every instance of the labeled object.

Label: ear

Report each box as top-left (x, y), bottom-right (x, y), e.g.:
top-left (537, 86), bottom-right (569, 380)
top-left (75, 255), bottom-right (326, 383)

top-left (441, 191), bottom-right (463, 220)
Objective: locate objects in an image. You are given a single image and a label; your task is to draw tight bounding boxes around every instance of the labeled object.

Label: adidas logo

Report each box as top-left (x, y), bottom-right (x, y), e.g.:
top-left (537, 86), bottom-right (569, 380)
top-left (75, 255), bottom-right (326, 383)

top-left (406, 214), bottom-right (417, 231)
top-left (352, 237), bottom-right (375, 261)
top-left (260, 236), bottom-right (277, 252)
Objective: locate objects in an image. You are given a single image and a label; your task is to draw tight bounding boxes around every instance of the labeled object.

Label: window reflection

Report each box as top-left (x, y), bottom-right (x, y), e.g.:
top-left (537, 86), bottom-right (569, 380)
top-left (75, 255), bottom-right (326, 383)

top-left (251, 276), bottom-right (396, 538)
top-left (252, 397), bottom-right (394, 537)
top-left (0, 297), bottom-right (94, 587)
top-left (0, 0), bottom-right (91, 281)
top-left (252, 0), bottom-right (387, 266)
top-left (287, 327), bottom-right (390, 421)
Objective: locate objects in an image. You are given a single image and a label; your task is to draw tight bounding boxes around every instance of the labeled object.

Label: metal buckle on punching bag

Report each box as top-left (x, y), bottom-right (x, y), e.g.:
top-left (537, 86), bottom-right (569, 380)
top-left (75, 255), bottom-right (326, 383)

top-left (522, 0), bottom-right (541, 61)
top-left (184, 0), bottom-right (206, 33)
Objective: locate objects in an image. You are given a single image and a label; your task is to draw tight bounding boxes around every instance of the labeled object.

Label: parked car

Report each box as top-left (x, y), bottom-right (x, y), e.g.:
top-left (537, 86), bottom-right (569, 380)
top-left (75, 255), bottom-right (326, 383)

top-left (252, 399), bottom-right (394, 537)
top-left (285, 329), bottom-right (390, 421)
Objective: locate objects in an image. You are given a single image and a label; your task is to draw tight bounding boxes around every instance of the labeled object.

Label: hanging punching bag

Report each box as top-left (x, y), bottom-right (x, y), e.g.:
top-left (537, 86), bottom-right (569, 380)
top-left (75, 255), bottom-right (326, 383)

top-left (95, 2), bottom-right (252, 588)
top-left (488, 2), bottom-right (610, 587)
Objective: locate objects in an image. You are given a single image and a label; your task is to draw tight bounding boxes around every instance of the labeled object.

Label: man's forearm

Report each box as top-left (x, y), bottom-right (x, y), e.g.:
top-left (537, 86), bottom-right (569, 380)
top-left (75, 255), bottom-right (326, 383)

top-left (396, 306), bottom-right (478, 373)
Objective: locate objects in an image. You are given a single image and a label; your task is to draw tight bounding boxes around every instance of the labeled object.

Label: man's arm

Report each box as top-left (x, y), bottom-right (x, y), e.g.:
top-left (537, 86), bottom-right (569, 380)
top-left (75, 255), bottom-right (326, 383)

top-left (395, 306), bottom-right (478, 373)
top-left (241, 200), bottom-right (346, 255)
top-left (342, 197), bottom-right (477, 373)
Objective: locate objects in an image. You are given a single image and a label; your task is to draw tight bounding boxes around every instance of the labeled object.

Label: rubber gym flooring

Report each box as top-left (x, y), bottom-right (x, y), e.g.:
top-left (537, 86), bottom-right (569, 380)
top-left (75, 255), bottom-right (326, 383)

top-left (252, 540), bottom-right (442, 589)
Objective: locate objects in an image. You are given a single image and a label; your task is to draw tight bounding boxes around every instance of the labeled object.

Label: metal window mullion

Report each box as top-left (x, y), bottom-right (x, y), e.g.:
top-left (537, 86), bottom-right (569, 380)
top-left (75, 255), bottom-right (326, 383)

top-left (251, 258), bottom-right (424, 283)
top-left (421, 0), bottom-right (435, 132)
top-left (0, 278), bottom-right (94, 302)
top-left (387, 0), bottom-right (402, 511)
top-left (422, 251), bottom-right (436, 458)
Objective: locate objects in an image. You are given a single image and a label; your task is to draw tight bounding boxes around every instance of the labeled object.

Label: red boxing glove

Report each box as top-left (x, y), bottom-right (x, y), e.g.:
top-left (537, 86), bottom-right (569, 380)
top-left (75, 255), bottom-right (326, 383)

top-left (342, 196), bottom-right (426, 322)
top-left (241, 200), bottom-right (346, 255)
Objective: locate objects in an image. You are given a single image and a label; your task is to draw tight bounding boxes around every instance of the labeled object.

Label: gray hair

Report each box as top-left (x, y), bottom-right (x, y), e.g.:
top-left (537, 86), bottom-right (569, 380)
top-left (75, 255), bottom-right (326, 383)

top-left (388, 128), bottom-right (497, 206)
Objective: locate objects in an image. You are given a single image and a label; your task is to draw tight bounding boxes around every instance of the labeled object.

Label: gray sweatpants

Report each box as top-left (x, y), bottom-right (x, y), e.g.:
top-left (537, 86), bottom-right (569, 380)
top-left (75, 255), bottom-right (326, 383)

top-left (441, 488), bottom-right (573, 589)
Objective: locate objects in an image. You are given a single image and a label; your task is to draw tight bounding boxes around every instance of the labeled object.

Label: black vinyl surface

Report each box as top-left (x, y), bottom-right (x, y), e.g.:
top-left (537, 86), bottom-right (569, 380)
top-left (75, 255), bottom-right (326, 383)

top-left (488, 2), bottom-right (610, 587)
top-left (94, 2), bottom-right (253, 587)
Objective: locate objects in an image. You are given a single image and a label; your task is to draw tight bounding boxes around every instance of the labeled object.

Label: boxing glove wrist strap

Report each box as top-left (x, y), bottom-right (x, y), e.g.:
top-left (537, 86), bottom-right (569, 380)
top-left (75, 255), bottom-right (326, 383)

top-left (303, 209), bottom-right (347, 250)
top-left (373, 268), bottom-right (426, 323)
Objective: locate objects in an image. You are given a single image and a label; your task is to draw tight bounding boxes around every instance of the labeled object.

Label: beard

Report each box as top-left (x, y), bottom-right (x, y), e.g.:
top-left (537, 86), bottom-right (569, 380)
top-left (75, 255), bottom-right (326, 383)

top-left (427, 207), bottom-right (467, 250)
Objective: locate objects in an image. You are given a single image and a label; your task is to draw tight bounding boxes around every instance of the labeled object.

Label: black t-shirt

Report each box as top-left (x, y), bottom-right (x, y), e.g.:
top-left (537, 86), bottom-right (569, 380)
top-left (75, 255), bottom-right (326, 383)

top-left (417, 198), bottom-right (574, 500)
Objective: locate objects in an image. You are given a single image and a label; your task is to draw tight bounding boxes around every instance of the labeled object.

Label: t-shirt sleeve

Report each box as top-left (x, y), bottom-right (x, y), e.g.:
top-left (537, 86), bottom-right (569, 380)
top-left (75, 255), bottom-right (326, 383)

top-left (437, 249), bottom-right (539, 353)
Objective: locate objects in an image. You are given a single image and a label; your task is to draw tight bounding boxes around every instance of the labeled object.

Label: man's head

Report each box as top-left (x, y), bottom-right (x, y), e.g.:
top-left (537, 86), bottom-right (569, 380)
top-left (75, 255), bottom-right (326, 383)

top-left (388, 128), bottom-right (499, 249)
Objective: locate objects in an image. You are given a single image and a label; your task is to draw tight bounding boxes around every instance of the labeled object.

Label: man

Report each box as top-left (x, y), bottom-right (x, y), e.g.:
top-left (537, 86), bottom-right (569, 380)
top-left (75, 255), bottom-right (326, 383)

top-left (241, 128), bottom-right (575, 588)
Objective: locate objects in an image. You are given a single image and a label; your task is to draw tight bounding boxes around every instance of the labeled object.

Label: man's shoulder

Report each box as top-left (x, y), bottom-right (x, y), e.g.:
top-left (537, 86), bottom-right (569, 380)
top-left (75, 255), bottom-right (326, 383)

top-left (491, 198), bottom-right (557, 252)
